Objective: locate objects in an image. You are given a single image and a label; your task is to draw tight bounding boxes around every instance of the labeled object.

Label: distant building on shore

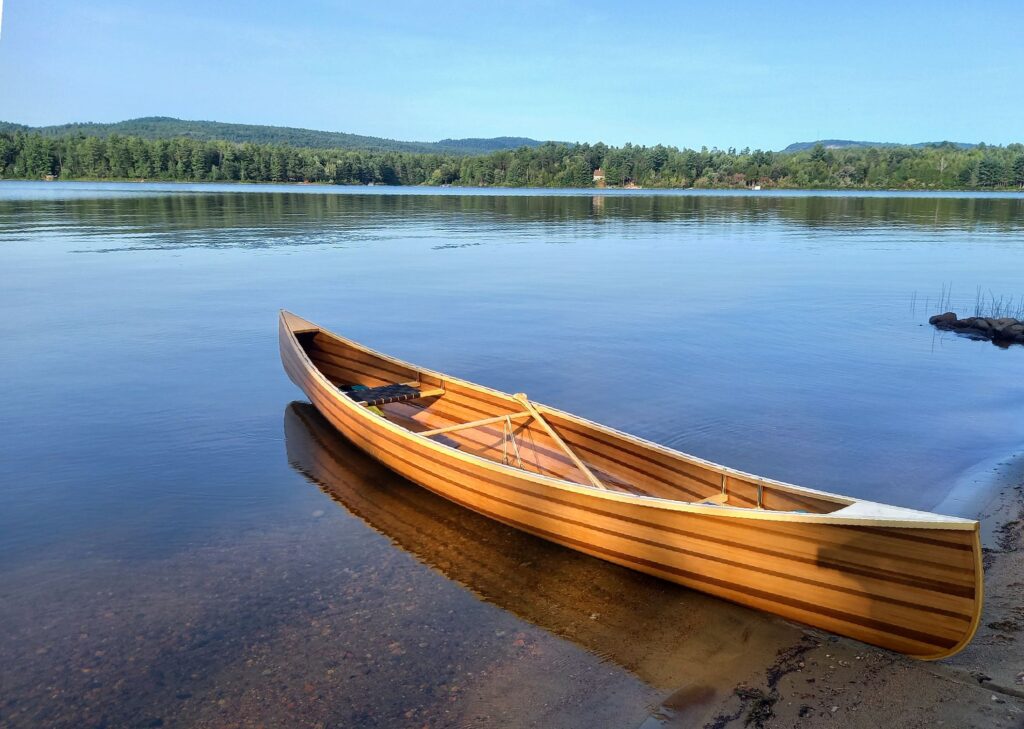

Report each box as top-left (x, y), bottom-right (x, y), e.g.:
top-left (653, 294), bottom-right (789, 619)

top-left (592, 167), bottom-right (605, 182)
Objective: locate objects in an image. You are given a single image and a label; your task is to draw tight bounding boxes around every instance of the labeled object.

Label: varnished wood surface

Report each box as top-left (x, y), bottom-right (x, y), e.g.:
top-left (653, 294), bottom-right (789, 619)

top-left (278, 311), bottom-right (983, 659)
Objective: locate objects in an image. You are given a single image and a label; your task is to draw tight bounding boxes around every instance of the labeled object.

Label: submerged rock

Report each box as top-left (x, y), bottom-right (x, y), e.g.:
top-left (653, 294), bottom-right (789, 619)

top-left (929, 313), bottom-right (1024, 346)
top-left (928, 312), bottom-right (957, 325)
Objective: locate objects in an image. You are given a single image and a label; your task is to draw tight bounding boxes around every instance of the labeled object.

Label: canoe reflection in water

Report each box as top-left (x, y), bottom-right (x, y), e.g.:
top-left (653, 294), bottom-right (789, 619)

top-left (283, 401), bottom-right (801, 698)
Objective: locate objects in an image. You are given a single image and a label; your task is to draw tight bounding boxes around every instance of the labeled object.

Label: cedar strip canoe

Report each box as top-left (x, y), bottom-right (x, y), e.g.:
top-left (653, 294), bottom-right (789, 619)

top-left (278, 310), bottom-right (983, 659)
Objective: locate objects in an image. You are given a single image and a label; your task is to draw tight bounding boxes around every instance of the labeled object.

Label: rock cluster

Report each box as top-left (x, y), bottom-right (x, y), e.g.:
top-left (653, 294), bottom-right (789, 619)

top-left (929, 312), bottom-right (1024, 345)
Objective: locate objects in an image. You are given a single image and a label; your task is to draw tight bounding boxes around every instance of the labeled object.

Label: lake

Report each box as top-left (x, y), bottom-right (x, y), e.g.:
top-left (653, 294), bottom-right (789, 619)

top-left (2, 181), bottom-right (1023, 728)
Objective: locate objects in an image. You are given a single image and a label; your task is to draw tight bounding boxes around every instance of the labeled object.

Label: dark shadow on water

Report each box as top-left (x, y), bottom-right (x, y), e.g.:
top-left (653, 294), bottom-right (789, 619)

top-left (283, 401), bottom-right (802, 704)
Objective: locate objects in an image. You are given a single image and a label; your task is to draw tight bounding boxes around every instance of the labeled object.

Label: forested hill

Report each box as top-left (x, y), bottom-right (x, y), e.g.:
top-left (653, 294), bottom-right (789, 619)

top-left (0, 117), bottom-right (549, 155)
top-left (783, 139), bottom-right (977, 153)
top-left (2, 132), bottom-right (1023, 190)
top-left (432, 137), bottom-right (544, 153)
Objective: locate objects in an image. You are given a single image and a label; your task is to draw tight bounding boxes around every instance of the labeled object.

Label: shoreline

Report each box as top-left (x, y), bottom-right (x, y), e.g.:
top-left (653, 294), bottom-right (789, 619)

top-left (664, 450), bottom-right (1024, 728)
top-left (936, 450), bottom-right (1024, 519)
top-left (2, 177), bottom-right (1024, 194)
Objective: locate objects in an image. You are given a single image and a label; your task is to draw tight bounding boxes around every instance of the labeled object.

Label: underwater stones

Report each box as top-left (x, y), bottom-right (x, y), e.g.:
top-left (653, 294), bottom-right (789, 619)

top-left (930, 313), bottom-right (1024, 345)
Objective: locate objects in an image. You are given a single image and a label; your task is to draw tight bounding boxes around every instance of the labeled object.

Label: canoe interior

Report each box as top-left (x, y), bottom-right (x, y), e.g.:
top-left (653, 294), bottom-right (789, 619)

top-left (297, 329), bottom-right (849, 515)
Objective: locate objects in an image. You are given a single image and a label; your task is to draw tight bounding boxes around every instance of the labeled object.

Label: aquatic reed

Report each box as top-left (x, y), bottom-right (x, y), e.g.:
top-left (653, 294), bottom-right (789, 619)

top-left (911, 284), bottom-right (1024, 319)
top-left (972, 286), bottom-right (1024, 319)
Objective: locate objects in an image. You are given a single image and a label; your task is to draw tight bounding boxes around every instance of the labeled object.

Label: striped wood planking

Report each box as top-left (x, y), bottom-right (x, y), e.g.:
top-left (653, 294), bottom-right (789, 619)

top-left (278, 311), bottom-right (983, 659)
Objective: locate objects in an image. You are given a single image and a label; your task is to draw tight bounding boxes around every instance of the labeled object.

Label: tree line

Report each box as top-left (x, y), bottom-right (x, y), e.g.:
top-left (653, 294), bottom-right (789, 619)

top-left (2, 131), bottom-right (1023, 190)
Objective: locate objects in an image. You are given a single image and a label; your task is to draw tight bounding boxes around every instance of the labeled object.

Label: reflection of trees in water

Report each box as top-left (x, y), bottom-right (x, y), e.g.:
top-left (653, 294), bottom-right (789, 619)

top-left (2, 192), bottom-right (1022, 251)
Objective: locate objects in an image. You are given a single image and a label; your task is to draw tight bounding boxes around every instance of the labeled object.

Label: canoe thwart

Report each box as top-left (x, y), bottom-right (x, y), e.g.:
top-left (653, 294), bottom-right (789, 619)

top-left (419, 411), bottom-right (534, 438)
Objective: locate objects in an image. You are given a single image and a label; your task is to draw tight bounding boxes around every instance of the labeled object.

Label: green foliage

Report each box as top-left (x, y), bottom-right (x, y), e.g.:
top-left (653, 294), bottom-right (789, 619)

top-left (977, 156), bottom-right (1006, 187)
top-left (1, 130), bottom-right (1023, 190)
top-left (1012, 155), bottom-right (1024, 188)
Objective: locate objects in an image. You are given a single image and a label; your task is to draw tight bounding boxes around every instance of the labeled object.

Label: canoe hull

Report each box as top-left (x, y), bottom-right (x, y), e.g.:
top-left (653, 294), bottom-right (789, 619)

top-left (279, 313), bottom-right (983, 659)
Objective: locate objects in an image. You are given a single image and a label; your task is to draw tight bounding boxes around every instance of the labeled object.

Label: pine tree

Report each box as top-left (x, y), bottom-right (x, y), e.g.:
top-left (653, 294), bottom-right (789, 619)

top-left (1012, 155), bottom-right (1024, 189)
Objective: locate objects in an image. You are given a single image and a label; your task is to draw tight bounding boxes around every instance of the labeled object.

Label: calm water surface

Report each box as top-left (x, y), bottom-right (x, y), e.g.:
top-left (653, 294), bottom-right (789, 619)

top-left (2, 182), bottom-right (1023, 728)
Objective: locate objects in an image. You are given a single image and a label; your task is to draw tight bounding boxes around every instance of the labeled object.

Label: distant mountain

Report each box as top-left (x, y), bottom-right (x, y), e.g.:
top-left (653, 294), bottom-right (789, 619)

top-left (783, 139), bottom-right (977, 153)
top-left (434, 136), bottom-right (545, 153)
top-left (0, 116), bottom-right (551, 155)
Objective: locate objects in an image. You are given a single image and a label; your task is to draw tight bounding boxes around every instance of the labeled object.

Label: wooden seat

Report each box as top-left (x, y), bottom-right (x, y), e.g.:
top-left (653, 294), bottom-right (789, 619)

top-left (344, 383), bottom-right (443, 407)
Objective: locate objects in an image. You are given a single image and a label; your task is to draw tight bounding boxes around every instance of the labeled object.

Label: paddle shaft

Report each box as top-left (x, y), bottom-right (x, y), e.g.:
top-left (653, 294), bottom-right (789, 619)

top-left (513, 394), bottom-right (608, 490)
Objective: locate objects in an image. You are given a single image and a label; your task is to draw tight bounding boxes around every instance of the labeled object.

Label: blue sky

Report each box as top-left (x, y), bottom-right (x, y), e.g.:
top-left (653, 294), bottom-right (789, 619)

top-left (1, 1), bottom-right (1020, 150)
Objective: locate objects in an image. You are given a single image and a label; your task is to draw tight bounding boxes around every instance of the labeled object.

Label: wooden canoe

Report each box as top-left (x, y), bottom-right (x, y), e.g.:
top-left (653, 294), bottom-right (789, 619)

top-left (279, 310), bottom-right (983, 659)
